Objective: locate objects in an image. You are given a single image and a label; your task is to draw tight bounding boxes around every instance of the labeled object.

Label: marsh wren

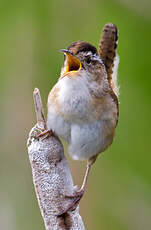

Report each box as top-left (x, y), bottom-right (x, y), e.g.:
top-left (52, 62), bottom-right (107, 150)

top-left (46, 23), bottom-right (119, 213)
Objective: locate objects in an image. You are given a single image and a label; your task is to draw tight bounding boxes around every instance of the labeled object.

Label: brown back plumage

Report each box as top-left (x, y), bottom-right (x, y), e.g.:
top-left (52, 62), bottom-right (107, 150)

top-left (98, 23), bottom-right (118, 85)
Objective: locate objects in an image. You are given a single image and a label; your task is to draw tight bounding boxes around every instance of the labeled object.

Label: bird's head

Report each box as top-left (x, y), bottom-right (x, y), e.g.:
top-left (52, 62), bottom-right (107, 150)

top-left (60, 41), bottom-right (105, 79)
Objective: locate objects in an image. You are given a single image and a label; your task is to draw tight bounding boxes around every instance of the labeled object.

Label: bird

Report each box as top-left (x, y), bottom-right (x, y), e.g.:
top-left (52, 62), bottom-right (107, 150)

top-left (44, 23), bottom-right (119, 213)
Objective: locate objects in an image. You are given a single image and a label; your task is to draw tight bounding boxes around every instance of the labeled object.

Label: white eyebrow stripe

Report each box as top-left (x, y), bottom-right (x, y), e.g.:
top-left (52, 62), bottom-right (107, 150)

top-left (84, 51), bottom-right (93, 56)
top-left (93, 54), bottom-right (104, 64)
top-left (83, 51), bottom-right (104, 64)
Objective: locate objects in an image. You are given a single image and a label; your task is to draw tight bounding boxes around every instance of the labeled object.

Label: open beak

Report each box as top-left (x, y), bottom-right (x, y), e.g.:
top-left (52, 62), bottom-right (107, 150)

top-left (60, 49), bottom-right (82, 76)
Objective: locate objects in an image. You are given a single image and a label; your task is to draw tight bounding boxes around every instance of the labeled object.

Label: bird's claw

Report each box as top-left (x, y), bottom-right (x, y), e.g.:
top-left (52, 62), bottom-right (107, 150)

top-left (65, 188), bottom-right (84, 199)
top-left (58, 189), bottom-right (84, 215)
top-left (37, 129), bottom-right (53, 140)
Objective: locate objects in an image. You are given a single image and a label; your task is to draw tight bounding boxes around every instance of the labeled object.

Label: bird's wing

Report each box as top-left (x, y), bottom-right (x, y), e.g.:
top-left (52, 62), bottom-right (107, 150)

top-left (98, 23), bottom-right (119, 97)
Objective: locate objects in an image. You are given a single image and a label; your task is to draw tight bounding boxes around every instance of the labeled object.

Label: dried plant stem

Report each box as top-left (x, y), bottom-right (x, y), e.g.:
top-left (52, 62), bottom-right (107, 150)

top-left (33, 88), bottom-right (46, 129)
top-left (27, 88), bottom-right (85, 230)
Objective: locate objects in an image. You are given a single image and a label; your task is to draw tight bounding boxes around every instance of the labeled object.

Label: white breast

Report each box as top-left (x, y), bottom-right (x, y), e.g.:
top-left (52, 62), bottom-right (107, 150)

top-left (57, 74), bottom-right (92, 122)
top-left (47, 74), bottom-right (114, 161)
top-left (69, 121), bottom-right (106, 160)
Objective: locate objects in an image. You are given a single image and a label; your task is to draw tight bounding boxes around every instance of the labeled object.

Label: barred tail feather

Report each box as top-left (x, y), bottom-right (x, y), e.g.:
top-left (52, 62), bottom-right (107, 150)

top-left (98, 23), bottom-right (119, 97)
top-left (111, 55), bottom-right (119, 97)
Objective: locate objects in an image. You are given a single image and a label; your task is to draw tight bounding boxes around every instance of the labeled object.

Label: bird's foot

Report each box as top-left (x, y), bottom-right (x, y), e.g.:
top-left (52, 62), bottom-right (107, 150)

top-left (57, 156), bottom-right (97, 216)
top-left (37, 129), bottom-right (53, 140)
top-left (66, 187), bottom-right (84, 201)
top-left (58, 188), bottom-right (84, 216)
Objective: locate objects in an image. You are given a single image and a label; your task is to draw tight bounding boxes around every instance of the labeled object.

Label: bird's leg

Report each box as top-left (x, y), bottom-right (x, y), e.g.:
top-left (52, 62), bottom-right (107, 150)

top-left (61, 155), bottom-right (98, 214)
top-left (68, 155), bottom-right (97, 197)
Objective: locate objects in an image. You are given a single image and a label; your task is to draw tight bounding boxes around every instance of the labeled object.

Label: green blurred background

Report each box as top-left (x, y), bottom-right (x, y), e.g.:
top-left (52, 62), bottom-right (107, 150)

top-left (0, 0), bottom-right (151, 229)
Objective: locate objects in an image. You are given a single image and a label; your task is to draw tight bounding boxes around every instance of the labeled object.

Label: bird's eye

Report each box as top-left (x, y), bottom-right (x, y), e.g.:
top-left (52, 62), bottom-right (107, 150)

top-left (86, 56), bottom-right (91, 64)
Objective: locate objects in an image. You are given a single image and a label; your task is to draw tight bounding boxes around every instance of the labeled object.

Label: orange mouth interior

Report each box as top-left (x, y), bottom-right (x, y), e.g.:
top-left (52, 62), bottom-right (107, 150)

top-left (64, 53), bottom-right (81, 75)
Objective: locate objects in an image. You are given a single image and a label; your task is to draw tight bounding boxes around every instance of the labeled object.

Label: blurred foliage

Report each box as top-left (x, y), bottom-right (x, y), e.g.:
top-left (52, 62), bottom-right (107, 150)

top-left (0, 0), bottom-right (151, 229)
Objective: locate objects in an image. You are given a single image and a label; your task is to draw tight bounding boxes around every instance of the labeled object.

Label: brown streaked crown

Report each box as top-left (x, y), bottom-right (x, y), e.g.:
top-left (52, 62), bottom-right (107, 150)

top-left (67, 41), bottom-right (98, 56)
